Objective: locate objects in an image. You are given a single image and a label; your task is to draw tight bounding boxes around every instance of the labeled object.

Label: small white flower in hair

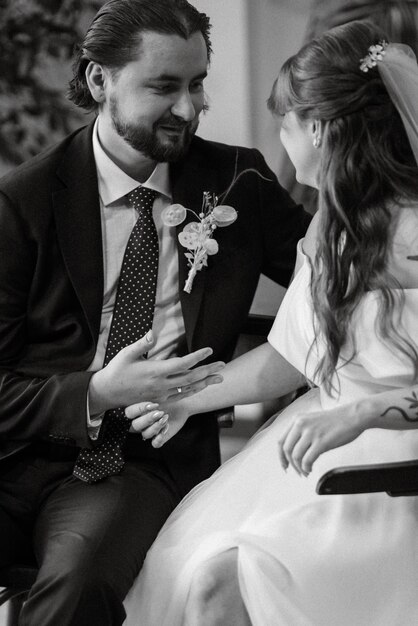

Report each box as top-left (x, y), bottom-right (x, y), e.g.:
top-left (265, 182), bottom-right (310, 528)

top-left (359, 41), bottom-right (388, 72)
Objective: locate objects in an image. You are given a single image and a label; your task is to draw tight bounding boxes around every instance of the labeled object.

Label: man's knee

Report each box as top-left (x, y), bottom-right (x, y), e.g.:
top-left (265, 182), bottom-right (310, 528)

top-left (38, 531), bottom-right (131, 600)
top-left (23, 535), bottom-right (130, 626)
top-left (23, 563), bottom-right (126, 626)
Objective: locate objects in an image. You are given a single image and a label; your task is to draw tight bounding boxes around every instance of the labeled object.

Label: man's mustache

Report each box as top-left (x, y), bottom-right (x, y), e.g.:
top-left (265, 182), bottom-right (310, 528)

top-left (157, 117), bottom-right (190, 129)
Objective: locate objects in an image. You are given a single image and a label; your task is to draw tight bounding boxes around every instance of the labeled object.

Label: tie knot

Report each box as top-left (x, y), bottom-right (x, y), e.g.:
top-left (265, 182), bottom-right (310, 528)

top-left (128, 186), bottom-right (157, 214)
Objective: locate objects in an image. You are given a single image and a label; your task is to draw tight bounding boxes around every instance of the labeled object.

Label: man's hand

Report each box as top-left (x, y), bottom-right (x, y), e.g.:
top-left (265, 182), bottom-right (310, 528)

top-left (88, 331), bottom-right (224, 415)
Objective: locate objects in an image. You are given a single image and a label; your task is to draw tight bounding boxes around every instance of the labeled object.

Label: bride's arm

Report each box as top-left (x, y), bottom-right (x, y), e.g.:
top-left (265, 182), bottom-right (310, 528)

top-left (127, 342), bottom-right (305, 447)
top-left (278, 383), bottom-right (418, 476)
top-left (357, 384), bottom-right (418, 430)
top-left (129, 216), bottom-right (322, 447)
top-left (185, 341), bottom-right (304, 410)
top-left (170, 215), bottom-right (320, 418)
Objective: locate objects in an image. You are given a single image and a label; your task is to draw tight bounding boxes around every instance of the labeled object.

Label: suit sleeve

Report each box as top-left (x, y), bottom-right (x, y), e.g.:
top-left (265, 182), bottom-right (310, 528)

top-left (253, 149), bottom-right (312, 287)
top-left (0, 191), bottom-right (94, 448)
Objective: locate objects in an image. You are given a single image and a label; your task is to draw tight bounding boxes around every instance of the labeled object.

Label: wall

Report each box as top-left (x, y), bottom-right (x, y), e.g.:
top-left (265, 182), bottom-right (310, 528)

top-left (193, 0), bottom-right (311, 314)
top-left (192, 0), bottom-right (253, 147)
top-left (193, 0), bottom-right (311, 158)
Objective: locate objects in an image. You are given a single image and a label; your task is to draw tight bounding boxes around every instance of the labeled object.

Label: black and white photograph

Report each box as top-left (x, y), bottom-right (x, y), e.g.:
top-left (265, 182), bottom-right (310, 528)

top-left (1, 1), bottom-right (418, 624)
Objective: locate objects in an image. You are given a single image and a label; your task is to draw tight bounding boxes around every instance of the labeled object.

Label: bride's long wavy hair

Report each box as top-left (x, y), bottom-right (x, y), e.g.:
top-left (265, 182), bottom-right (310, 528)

top-left (268, 20), bottom-right (418, 393)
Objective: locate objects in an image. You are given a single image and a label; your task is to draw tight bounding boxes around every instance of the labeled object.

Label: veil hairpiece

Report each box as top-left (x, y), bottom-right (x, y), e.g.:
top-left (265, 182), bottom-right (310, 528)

top-left (359, 41), bottom-right (388, 72)
top-left (359, 41), bottom-right (418, 166)
top-left (371, 42), bottom-right (418, 166)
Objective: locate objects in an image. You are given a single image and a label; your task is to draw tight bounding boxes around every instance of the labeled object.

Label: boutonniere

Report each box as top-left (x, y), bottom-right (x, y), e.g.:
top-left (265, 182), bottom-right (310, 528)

top-left (162, 192), bottom-right (237, 293)
top-left (162, 153), bottom-right (271, 293)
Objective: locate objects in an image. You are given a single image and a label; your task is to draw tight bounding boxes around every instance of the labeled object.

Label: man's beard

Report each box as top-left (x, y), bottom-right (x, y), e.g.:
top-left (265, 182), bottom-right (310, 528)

top-left (110, 96), bottom-right (198, 162)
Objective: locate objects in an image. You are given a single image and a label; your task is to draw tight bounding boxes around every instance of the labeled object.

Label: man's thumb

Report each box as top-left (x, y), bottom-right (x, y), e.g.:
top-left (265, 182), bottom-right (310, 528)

top-left (130, 330), bottom-right (154, 357)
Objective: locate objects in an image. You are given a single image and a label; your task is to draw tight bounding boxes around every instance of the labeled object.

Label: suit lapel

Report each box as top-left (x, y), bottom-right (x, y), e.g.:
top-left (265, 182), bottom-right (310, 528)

top-left (171, 145), bottom-right (217, 350)
top-left (52, 130), bottom-right (218, 351)
top-left (53, 123), bottom-right (104, 344)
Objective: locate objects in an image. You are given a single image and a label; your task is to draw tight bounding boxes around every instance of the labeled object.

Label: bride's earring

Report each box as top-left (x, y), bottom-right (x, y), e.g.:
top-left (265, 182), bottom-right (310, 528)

top-left (312, 120), bottom-right (322, 149)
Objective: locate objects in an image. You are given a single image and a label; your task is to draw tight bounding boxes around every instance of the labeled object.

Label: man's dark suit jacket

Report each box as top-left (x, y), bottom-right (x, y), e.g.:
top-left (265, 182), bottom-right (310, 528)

top-left (0, 122), bottom-right (310, 496)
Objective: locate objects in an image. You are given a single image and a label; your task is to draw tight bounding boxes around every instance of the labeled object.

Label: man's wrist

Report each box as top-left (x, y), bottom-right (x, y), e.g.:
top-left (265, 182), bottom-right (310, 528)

top-left (88, 369), bottom-right (111, 415)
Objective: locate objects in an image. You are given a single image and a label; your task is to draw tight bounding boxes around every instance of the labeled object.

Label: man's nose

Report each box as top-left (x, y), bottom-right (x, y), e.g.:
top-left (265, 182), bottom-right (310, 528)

top-left (171, 91), bottom-right (196, 122)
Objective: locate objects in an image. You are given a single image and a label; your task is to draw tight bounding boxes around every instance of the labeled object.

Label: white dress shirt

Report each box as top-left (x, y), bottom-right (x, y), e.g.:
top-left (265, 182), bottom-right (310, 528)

top-left (87, 119), bottom-right (186, 431)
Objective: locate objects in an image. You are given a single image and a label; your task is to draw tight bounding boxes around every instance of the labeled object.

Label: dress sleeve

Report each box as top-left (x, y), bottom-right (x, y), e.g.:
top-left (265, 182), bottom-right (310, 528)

top-left (352, 291), bottom-right (418, 382)
top-left (267, 239), bottom-right (318, 377)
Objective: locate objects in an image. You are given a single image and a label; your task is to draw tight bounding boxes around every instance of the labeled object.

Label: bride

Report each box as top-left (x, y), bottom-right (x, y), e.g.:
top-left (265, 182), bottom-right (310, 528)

top-left (125, 20), bottom-right (418, 625)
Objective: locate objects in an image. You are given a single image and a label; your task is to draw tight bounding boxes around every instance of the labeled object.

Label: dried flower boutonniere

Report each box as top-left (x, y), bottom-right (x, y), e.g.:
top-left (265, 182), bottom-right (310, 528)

top-left (162, 154), bottom-right (271, 293)
top-left (162, 193), bottom-right (237, 293)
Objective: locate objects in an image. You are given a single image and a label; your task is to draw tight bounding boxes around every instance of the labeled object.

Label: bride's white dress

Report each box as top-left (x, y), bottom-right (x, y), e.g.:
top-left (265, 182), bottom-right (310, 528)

top-left (125, 224), bottom-right (418, 625)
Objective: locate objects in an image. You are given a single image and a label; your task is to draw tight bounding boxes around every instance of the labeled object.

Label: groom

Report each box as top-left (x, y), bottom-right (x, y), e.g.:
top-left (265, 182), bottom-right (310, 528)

top-left (0, 0), bottom-right (311, 624)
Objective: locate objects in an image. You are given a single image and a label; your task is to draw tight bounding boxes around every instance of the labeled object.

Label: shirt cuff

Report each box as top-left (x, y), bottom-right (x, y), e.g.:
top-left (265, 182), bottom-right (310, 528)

top-left (86, 393), bottom-right (104, 441)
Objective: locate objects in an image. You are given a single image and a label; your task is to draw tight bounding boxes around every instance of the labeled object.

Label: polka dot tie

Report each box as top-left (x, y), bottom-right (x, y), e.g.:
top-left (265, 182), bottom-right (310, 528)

top-left (73, 186), bottom-right (158, 483)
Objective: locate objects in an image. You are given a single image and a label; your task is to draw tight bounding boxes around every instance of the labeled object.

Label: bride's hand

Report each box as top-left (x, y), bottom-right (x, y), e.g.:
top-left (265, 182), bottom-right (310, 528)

top-left (125, 398), bottom-right (192, 447)
top-left (151, 397), bottom-right (193, 448)
top-left (277, 407), bottom-right (365, 476)
top-left (125, 363), bottom-right (223, 447)
top-left (125, 402), bottom-right (169, 442)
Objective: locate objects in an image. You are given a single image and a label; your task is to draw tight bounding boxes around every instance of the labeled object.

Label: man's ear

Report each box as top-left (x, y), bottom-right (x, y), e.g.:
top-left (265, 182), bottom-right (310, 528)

top-left (85, 61), bottom-right (107, 104)
top-left (311, 119), bottom-right (322, 149)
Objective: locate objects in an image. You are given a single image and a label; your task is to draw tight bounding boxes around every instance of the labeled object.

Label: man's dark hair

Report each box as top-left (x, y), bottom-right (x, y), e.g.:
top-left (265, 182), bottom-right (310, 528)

top-left (68, 0), bottom-right (212, 111)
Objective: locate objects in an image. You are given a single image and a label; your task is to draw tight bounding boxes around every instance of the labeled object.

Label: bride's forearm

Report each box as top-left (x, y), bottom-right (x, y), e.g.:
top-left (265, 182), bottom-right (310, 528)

top-left (361, 384), bottom-right (418, 430)
top-left (184, 341), bottom-right (305, 417)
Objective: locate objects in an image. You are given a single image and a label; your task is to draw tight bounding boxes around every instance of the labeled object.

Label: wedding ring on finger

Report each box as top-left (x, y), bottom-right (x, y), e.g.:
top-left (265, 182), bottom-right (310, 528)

top-left (177, 386), bottom-right (182, 394)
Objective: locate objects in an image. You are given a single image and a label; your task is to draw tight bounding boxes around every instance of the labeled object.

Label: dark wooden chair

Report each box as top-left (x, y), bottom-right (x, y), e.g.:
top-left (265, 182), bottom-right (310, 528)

top-left (0, 563), bottom-right (38, 626)
top-left (317, 459), bottom-right (418, 497)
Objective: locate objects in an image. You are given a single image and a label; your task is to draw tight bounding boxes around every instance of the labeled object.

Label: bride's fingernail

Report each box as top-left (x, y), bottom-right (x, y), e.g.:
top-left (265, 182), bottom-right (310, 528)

top-left (159, 414), bottom-right (169, 425)
top-left (153, 410), bottom-right (164, 419)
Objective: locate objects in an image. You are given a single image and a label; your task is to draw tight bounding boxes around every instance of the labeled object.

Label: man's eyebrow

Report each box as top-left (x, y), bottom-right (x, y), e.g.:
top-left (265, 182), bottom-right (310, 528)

top-left (150, 71), bottom-right (208, 82)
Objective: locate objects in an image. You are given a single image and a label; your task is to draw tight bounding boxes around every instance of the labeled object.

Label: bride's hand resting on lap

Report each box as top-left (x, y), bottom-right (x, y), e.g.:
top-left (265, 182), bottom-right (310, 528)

top-left (277, 406), bottom-right (365, 477)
